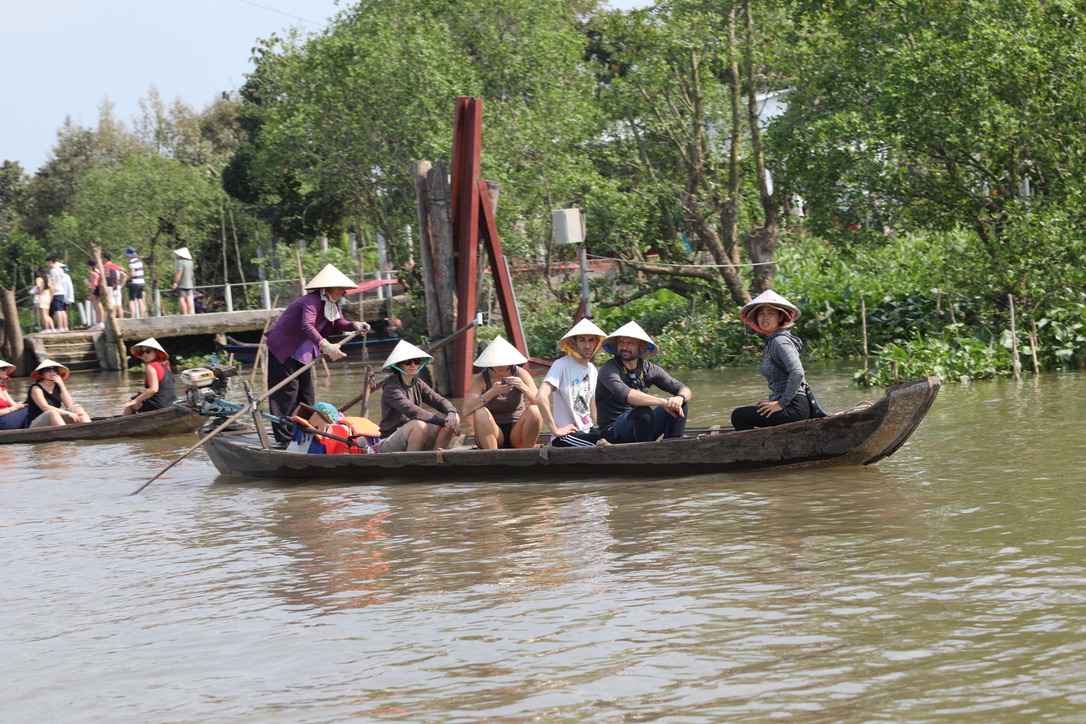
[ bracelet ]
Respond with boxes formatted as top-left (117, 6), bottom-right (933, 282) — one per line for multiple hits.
top-left (478, 396), bottom-right (487, 405)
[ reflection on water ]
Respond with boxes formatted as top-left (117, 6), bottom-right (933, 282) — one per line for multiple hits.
top-left (1, 368), bottom-right (1085, 721)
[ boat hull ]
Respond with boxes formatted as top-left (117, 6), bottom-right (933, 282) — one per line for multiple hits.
top-left (202, 377), bottom-right (941, 482)
top-left (0, 405), bottom-right (204, 445)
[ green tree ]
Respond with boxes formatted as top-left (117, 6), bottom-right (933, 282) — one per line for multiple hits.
top-left (225, 0), bottom-right (607, 294)
top-left (20, 105), bottom-right (141, 242)
top-left (51, 152), bottom-right (226, 292)
top-left (583, 0), bottom-right (802, 311)
top-left (771, 0), bottom-right (1086, 311)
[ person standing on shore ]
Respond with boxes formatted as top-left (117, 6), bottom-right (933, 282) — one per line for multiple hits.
top-left (46, 256), bottom-right (69, 332)
top-left (124, 246), bottom-right (146, 318)
top-left (32, 267), bottom-right (56, 333)
top-left (171, 247), bottom-right (196, 315)
top-left (102, 253), bottom-right (127, 317)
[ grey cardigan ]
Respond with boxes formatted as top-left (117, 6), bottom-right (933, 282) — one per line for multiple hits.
top-left (761, 329), bottom-right (807, 408)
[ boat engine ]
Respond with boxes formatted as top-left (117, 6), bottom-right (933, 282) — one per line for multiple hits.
top-left (181, 364), bottom-right (240, 410)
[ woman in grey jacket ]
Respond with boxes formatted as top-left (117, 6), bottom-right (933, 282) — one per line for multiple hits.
top-left (730, 291), bottom-right (811, 430)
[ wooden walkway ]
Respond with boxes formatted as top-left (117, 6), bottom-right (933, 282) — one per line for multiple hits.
top-left (25, 309), bottom-right (284, 372)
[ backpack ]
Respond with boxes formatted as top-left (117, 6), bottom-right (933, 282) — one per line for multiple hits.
top-left (105, 265), bottom-right (119, 288)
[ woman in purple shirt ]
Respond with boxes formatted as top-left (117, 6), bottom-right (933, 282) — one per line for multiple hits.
top-left (264, 264), bottom-right (369, 443)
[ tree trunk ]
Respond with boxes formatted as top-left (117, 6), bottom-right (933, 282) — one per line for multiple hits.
top-left (94, 247), bottom-right (127, 371)
top-left (743, 0), bottom-right (780, 295)
top-left (0, 287), bottom-right (24, 371)
top-left (416, 160), bottom-right (457, 396)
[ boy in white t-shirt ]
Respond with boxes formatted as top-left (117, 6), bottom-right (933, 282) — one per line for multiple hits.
top-left (536, 318), bottom-right (607, 447)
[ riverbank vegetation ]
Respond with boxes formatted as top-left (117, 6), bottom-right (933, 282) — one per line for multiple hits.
top-left (2, 0), bottom-right (1085, 384)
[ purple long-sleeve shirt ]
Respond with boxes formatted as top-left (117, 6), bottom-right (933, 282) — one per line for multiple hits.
top-left (264, 291), bottom-right (354, 364)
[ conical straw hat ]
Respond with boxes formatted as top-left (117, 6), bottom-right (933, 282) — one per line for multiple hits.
top-left (383, 339), bottom-right (432, 369)
top-left (558, 318), bottom-right (606, 357)
top-left (305, 264), bottom-right (355, 290)
top-left (739, 290), bottom-right (801, 330)
top-left (33, 359), bottom-right (70, 379)
top-left (473, 336), bottom-right (528, 368)
top-left (0, 358), bottom-right (13, 373)
top-left (131, 337), bottom-right (169, 360)
top-left (601, 321), bottom-right (657, 357)
top-left (173, 247), bottom-right (192, 260)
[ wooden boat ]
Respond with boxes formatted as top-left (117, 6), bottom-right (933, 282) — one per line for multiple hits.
top-left (201, 377), bottom-right (941, 481)
top-left (0, 404), bottom-right (204, 445)
top-left (217, 334), bottom-right (400, 365)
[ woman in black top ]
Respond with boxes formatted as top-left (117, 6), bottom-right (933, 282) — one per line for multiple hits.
top-left (122, 338), bottom-right (177, 415)
top-left (25, 360), bottom-right (91, 428)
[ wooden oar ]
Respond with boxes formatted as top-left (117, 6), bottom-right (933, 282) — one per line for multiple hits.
top-left (129, 330), bottom-right (362, 496)
top-left (337, 312), bottom-right (484, 415)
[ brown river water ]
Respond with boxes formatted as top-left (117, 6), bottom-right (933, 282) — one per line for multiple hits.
top-left (2, 361), bottom-right (1084, 723)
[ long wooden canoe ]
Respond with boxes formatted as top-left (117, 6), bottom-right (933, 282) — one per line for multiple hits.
top-left (201, 377), bottom-right (941, 481)
top-left (0, 404), bottom-right (204, 445)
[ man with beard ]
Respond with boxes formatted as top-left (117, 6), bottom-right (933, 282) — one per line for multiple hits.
top-left (595, 321), bottom-right (692, 444)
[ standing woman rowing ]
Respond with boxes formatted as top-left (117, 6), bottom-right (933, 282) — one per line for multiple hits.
top-left (263, 264), bottom-right (370, 444)
top-left (731, 291), bottom-right (811, 430)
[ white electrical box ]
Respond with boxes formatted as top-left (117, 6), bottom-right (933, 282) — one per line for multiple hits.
top-left (552, 208), bottom-right (585, 245)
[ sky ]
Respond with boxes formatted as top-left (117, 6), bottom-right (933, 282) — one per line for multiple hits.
top-left (2, 0), bottom-right (644, 176)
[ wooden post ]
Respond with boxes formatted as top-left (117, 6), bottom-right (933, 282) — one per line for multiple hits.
top-left (1008, 293), bottom-right (1020, 380)
top-left (427, 161), bottom-right (457, 395)
top-left (94, 246), bottom-right (126, 372)
top-left (1029, 317), bottom-right (1040, 374)
top-left (451, 97), bottom-right (483, 397)
top-left (0, 288), bottom-right (23, 369)
top-left (861, 297), bottom-right (869, 369)
top-left (478, 178), bottom-right (528, 354)
top-left (294, 243), bottom-right (306, 296)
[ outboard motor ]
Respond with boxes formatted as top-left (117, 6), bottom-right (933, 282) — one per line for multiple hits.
top-left (180, 364), bottom-right (239, 410)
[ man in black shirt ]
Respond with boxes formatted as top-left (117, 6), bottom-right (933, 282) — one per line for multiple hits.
top-left (595, 322), bottom-right (692, 444)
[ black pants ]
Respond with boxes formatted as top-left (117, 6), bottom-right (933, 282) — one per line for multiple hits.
top-left (552, 429), bottom-right (602, 447)
top-left (731, 395), bottom-right (810, 431)
top-left (268, 354), bottom-right (314, 444)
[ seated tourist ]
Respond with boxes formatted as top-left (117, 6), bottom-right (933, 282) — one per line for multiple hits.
top-left (0, 359), bottom-right (29, 430)
top-left (462, 336), bottom-right (542, 449)
top-left (377, 340), bottom-right (460, 452)
top-left (24, 360), bottom-right (92, 428)
top-left (122, 338), bottom-right (177, 415)
top-left (595, 321), bottom-right (691, 444)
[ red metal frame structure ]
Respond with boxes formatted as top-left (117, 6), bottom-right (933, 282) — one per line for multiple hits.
top-left (450, 97), bottom-right (528, 397)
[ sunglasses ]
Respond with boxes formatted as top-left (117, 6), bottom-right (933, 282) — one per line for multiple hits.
top-left (402, 358), bottom-right (425, 366)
